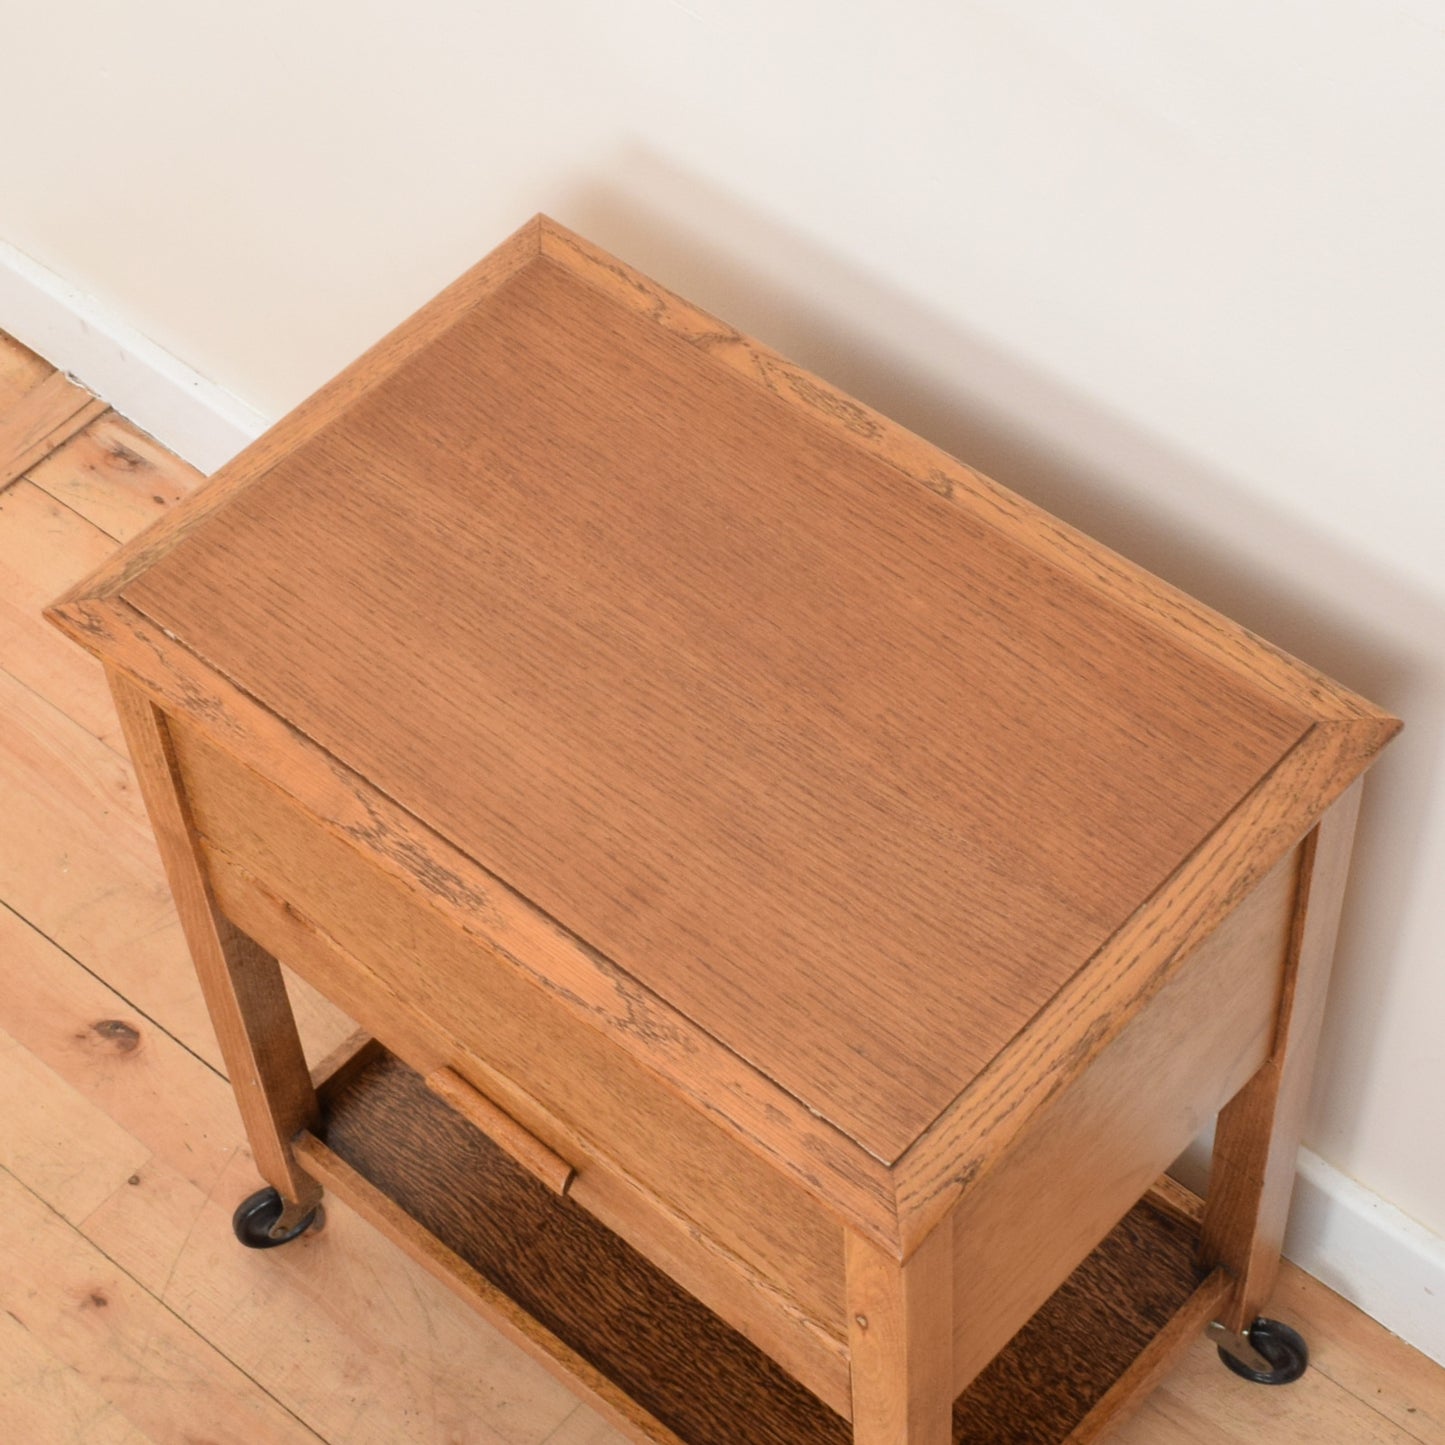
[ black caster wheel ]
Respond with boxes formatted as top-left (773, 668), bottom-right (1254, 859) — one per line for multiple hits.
top-left (232, 1187), bottom-right (319, 1249)
top-left (1217, 1317), bottom-right (1309, 1385)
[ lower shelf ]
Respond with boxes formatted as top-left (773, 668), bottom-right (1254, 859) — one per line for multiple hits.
top-left (298, 1045), bottom-right (1223, 1444)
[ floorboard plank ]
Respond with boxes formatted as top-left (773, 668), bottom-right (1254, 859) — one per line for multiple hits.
top-left (0, 370), bottom-right (107, 490)
top-left (0, 664), bottom-right (355, 1078)
top-left (0, 1310), bottom-right (156, 1445)
top-left (0, 905), bottom-right (353, 1215)
top-left (0, 1021), bottom-right (151, 1223)
top-left (0, 478), bottom-right (125, 751)
top-left (1111, 1328), bottom-right (1425, 1444)
top-left (0, 904), bottom-right (579, 1445)
top-left (84, 1151), bottom-right (582, 1445)
top-left (0, 904), bottom-right (251, 1196)
top-left (1269, 1264), bottom-right (1445, 1445)
top-left (0, 333), bottom-right (56, 419)
top-left (0, 1166), bottom-right (324, 1445)
top-left (0, 664), bottom-right (235, 1075)
top-left (538, 1411), bottom-right (627, 1445)
top-left (26, 413), bottom-right (204, 542)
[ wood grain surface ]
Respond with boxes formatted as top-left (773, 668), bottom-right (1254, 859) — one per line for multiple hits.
top-left (47, 590), bottom-right (901, 1254)
top-left (949, 1204), bottom-right (1206, 1444)
top-left (537, 219), bottom-right (1388, 730)
top-left (947, 844), bottom-right (1297, 1394)
top-left (113, 241), bottom-right (1318, 1163)
top-left (209, 826), bottom-right (854, 1413)
top-left (891, 715), bottom-right (1395, 1252)
top-left (47, 223), bottom-right (1400, 1261)
top-left (1203, 781), bottom-right (1364, 1332)
top-left (106, 673), bottom-right (321, 1208)
top-left (316, 1045), bottom-right (1218, 1445)
top-left (320, 1047), bottom-right (848, 1445)
top-left (166, 709), bottom-right (850, 1337)
top-left (6, 334), bottom-right (1434, 1445)
top-left (0, 368), bottom-right (106, 490)
top-left (847, 1223), bottom-right (954, 1444)
top-left (424, 1066), bottom-right (577, 1196)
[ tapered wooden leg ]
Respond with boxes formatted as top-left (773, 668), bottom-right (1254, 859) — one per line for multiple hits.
top-left (108, 669), bottom-right (321, 1210)
top-left (846, 1222), bottom-right (954, 1444)
top-left (1200, 779), bottom-right (1363, 1335)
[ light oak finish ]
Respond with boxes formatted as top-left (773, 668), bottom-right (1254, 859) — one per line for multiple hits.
top-left (50, 583), bottom-right (902, 1256)
top-left (112, 254), bottom-right (1312, 1164)
top-left (105, 672), bottom-right (321, 1211)
top-left (204, 838), bottom-right (854, 1415)
top-left (165, 713), bottom-right (850, 1346)
top-left (179, 723), bottom-right (855, 1411)
top-left (1145, 1173), bottom-right (1210, 1230)
top-left (846, 1226), bottom-right (954, 1445)
top-left (1202, 778), bottom-right (1364, 1333)
top-left (892, 709), bottom-right (1393, 1254)
top-left (424, 1067), bottom-right (577, 1197)
top-left (536, 223), bottom-right (1385, 727)
top-left (0, 349), bottom-right (1436, 1443)
top-left (34, 209), bottom-right (1402, 1445)
top-left (948, 844), bottom-right (1297, 1394)
top-left (46, 216), bottom-right (1398, 1254)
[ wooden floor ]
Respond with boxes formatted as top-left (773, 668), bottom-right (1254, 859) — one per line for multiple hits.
top-left (0, 332), bottom-right (1440, 1444)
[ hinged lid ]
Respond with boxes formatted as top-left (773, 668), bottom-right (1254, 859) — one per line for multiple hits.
top-left (49, 217), bottom-right (1398, 1240)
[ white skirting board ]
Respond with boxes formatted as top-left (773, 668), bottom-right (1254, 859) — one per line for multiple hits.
top-left (1173, 1132), bottom-right (1445, 1367)
top-left (7, 235), bottom-right (1445, 1370)
top-left (1284, 1149), bottom-right (1445, 1368)
top-left (0, 237), bottom-right (268, 474)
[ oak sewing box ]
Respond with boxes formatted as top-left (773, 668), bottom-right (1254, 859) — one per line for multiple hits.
top-left (49, 215), bottom-right (1400, 1442)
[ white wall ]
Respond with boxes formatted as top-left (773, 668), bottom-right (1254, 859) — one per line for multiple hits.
top-left (5, 0), bottom-right (1443, 1291)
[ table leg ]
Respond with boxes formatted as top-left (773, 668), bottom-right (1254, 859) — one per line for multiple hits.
top-left (108, 669), bottom-right (321, 1213)
top-left (1200, 778), bottom-right (1364, 1341)
top-left (846, 1222), bottom-right (954, 1444)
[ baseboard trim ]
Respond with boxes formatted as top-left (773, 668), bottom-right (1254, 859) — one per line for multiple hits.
top-left (1174, 1134), bottom-right (1445, 1367)
top-left (0, 238), bottom-right (268, 473)
top-left (1284, 1148), bottom-right (1445, 1368)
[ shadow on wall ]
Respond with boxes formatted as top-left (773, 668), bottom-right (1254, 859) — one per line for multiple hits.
top-left (553, 151), bottom-right (1443, 1180)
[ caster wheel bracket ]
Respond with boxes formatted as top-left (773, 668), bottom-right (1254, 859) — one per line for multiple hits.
top-left (1211, 1317), bottom-right (1309, 1385)
top-left (233, 1186), bottom-right (320, 1250)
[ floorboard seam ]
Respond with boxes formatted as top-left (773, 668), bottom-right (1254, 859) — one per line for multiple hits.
top-left (25, 465), bottom-right (130, 545)
top-left (0, 1160), bottom-right (329, 1444)
top-left (0, 654), bottom-right (129, 759)
top-left (0, 898), bottom-right (226, 1084)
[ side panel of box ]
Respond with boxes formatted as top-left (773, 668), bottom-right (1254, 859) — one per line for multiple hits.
top-left (166, 716), bottom-right (851, 1413)
top-left (949, 845), bottom-right (1299, 1392)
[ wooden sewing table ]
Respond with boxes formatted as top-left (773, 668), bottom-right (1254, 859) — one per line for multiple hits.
top-left (49, 216), bottom-right (1399, 1442)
